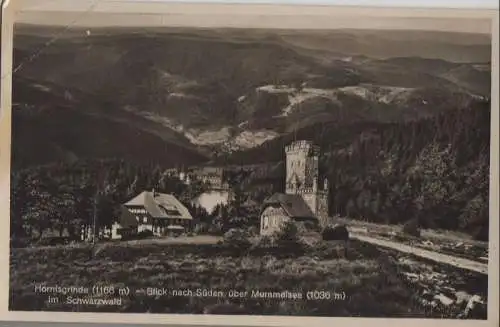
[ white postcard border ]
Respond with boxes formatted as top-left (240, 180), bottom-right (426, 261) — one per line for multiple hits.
top-left (1, 1), bottom-right (498, 326)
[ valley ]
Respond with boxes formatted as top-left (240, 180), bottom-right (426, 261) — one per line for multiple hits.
top-left (12, 26), bottom-right (491, 165)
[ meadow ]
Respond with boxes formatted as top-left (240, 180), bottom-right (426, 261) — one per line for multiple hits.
top-left (8, 238), bottom-right (487, 318)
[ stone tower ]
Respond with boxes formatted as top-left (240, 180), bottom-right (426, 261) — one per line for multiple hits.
top-left (285, 140), bottom-right (329, 226)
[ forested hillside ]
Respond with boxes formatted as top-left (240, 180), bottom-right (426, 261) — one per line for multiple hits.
top-left (235, 103), bottom-right (491, 240)
top-left (323, 104), bottom-right (490, 240)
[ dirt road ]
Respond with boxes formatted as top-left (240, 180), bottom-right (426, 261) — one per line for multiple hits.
top-left (352, 233), bottom-right (488, 275)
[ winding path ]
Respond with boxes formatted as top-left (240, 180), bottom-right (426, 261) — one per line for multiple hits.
top-left (351, 234), bottom-right (488, 275)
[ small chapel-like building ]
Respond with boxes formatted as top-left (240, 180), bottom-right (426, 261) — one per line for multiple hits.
top-left (260, 140), bottom-right (330, 236)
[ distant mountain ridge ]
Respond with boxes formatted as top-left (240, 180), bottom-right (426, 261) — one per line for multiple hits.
top-left (11, 26), bottom-right (492, 167)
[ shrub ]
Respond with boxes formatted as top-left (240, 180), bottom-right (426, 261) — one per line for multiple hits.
top-left (295, 222), bottom-right (310, 234)
top-left (322, 224), bottom-right (349, 241)
top-left (271, 221), bottom-right (306, 251)
top-left (208, 225), bottom-right (223, 236)
top-left (253, 235), bottom-right (274, 248)
top-left (303, 220), bottom-right (320, 232)
top-left (312, 241), bottom-right (349, 259)
top-left (223, 228), bottom-right (251, 249)
top-left (402, 219), bottom-right (421, 237)
top-left (247, 226), bottom-right (260, 236)
top-left (274, 221), bottom-right (299, 242)
top-left (137, 229), bottom-right (154, 239)
top-left (295, 222), bottom-right (306, 234)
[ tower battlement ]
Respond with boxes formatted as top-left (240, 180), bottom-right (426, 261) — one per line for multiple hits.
top-left (293, 188), bottom-right (328, 195)
top-left (285, 140), bottom-right (319, 155)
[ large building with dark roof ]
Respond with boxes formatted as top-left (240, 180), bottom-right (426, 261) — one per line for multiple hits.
top-left (118, 189), bottom-right (193, 237)
top-left (260, 140), bottom-right (329, 236)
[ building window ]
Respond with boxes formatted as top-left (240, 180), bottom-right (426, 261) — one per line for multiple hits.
top-left (143, 217), bottom-right (147, 224)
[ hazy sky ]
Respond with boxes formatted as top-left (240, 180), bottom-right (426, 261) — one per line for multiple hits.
top-left (12, 0), bottom-right (493, 34)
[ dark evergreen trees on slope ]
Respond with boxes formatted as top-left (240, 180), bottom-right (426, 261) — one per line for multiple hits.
top-left (323, 103), bottom-right (490, 240)
top-left (9, 159), bottom-right (208, 241)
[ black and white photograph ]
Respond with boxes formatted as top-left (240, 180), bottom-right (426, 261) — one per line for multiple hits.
top-left (2, 0), bottom-right (497, 323)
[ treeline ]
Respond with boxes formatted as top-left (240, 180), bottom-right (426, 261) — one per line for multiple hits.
top-left (10, 159), bottom-right (263, 242)
top-left (323, 104), bottom-right (490, 240)
top-left (10, 160), bottom-right (210, 241)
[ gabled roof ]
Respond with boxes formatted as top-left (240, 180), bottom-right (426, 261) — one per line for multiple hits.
top-left (124, 191), bottom-right (193, 220)
top-left (119, 205), bottom-right (139, 227)
top-left (262, 193), bottom-right (316, 219)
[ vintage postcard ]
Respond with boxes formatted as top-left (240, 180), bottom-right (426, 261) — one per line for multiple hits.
top-left (1, 0), bottom-right (498, 326)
